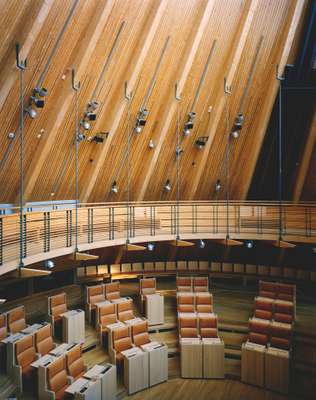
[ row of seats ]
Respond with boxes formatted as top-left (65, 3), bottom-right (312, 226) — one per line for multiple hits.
top-left (248, 318), bottom-right (292, 350)
top-left (177, 292), bottom-right (213, 313)
top-left (255, 296), bottom-right (294, 324)
top-left (259, 281), bottom-right (296, 302)
top-left (176, 276), bottom-right (209, 292)
top-left (178, 314), bottom-right (218, 339)
top-left (0, 306), bottom-right (26, 335)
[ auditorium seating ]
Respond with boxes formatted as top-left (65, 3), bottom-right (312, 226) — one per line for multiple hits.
top-left (196, 293), bottom-right (213, 313)
top-left (117, 299), bottom-right (135, 322)
top-left (14, 335), bottom-right (37, 392)
top-left (270, 322), bottom-right (292, 350)
top-left (139, 278), bottom-right (156, 307)
top-left (199, 314), bottom-right (218, 338)
top-left (177, 293), bottom-right (195, 313)
top-left (176, 276), bottom-right (192, 292)
top-left (254, 297), bottom-right (274, 320)
top-left (47, 356), bottom-right (71, 400)
top-left (98, 302), bottom-right (118, 342)
top-left (112, 326), bottom-right (134, 364)
top-left (48, 293), bottom-right (67, 337)
top-left (248, 318), bottom-right (270, 346)
top-left (105, 282), bottom-right (121, 300)
top-left (85, 284), bottom-right (106, 324)
top-left (178, 315), bottom-right (199, 338)
top-left (193, 276), bottom-right (208, 292)
top-left (7, 306), bottom-right (27, 334)
top-left (66, 343), bottom-right (86, 380)
top-left (35, 323), bottom-right (55, 356)
top-left (0, 313), bottom-right (7, 371)
top-left (131, 320), bottom-right (151, 346)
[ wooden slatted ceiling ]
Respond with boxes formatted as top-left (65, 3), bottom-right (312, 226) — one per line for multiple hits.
top-left (0, 0), bottom-right (307, 204)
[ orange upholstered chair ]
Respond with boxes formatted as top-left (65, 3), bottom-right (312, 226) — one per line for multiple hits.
top-left (48, 293), bottom-right (67, 337)
top-left (132, 320), bottom-right (151, 346)
top-left (199, 314), bottom-right (218, 338)
top-left (254, 297), bottom-right (274, 320)
top-left (47, 356), bottom-right (71, 400)
top-left (177, 293), bottom-right (195, 313)
top-left (259, 280), bottom-right (278, 299)
top-left (274, 300), bottom-right (294, 324)
top-left (15, 335), bottom-right (37, 392)
top-left (7, 306), bottom-right (27, 334)
top-left (193, 276), bottom-right (208, 292)
top-left (98, 303), bottom-right (118, 345)
top-left (112, 326), bottom-right (134, 364)
top-left (140, 278), bottom-right (156, 299)
top-left (35, 323), bottom-right (55, 356)
top-left (248, 318), bottom-right (270, 346)
top-left (105, 282), bottom-right (120, 301)
top-left (277, 283), bottom-right (296, 302)
top-left (196, 293), bottom-right (213, 313)
top-left (86, 284), bottom-right (106, 324)
top-left (0, 314), bottom-right (7, 371)
top-left (66, 344), bottom-right (86, 381)
top-left (117, 299), bottom-right (135, 322)
top-left (270, 322), bottom-right (292, 350)
top-left (176, 276), bottom-right (192, 292)
top-left (179, 315), bottom-right (199, 338)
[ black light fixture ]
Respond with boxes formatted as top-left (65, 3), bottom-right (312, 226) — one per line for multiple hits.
top-left (245, 240), bottom-right (254, 249)
top-left (34, 87), bottom-right (48, 97)
top-left (175, 146), bottom-right (183, 158)
top-left (195, 136), bottom-right (208, 149)
top-left (135, 108), bottom-right (149, 134)
top-left (231, 112), bottom-right (244, 139)
top-left (199, 239), bottom-right (205, 249)
top-left (215, 179), bottom-right (221, 192)
top-left (183, 111), bottom-right (196, 136)
top-left (30, 96), bottom-right (45, 108)
top-left (85, 111), bottom-right (97, 121)
top-left (80, 120), bottom-right (91, 130)
top-left (111, 181), bottom-right (118, 194)
top-left (164, 179), bottom-right (171, 192)
top-left (147, 242), bottom-right (155, 251)
top-left (87, 132), bottom-right (109, 144)
top-left (24, 106), bottom-right (37, 119)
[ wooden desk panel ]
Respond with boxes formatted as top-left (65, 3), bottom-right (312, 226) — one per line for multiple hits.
top-left (180, 338), bottom-right (203, 378)
top-left (265, 347), bottom-right (290, 394)
top-left (141, 342), bottom-right (168, 386)
top-left (145, 294), bottom-right (164, 326)
top-left (241, 342), bottom-right (266, 387)
top-left (202, 338), bottom-right (225, 379)
top-left (122, 347), bottom-right (149, 395)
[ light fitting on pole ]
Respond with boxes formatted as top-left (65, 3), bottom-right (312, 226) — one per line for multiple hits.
top-left (85, 112), bottom-right (97, 121)
top-left (215, 179), bottom-right (221, 192)
top-left (199, 239), bottom-right (205, 249)
top-left (148, 139), bottom-right (154, 149)
top-left (195, 136), bottom-right (208, 149)
top-left (34, 87), bottom-right (48, 97)
top-left (8, 132), bottom-right (15, 140)
top-left (44, 260), bottom-right (55, 269)
top-left (231, 112), bottom-right (244, 139)
top-left (111, 181), bottom-right (118, 194)
top-left (164, 179), bottom-right (171, 192)
top-left (80, 120), bottom-right (91, 130)
top-left (183, 111), bottom-right (196, 136)
top-left (245, 240), bottom-right (253, 249)
top-left (147, 242), bottom-right (155, 251)
top-left (30, 96), bottom-right (44, 108)
top-left (135, 108), bottom-right (149, 134)
top-left (175, 146), bottom-right (183, 159)
top-left (24, 106), bottom-right (37, 119)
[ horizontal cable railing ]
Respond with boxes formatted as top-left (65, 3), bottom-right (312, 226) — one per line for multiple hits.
top-left (0, 201), bottom-right (315, 269)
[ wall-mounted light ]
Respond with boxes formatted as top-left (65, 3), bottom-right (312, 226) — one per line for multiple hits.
top-left (245, 240), bottom-right (253, 249)
top-left (164, 179), bottom-right (171, 192)
top-left (24, 106), bottom-right (37, 119)
top-left (147, 242), bottom-right (155, 251)
top-left (199, 239), bottom-right (205, 249)
top-left (195, 136), bottom-right (208, 149)
top-left (215, 179), bottom-right (221, 192)
top-left (148, 139), bottom-right (154, 149)
top-left (111, 181), bottom-right (118, 194)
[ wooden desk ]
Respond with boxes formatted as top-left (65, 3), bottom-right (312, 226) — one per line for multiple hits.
top-left (66, 377), bottom-right (101, 400)
top-left (121, 347), bottom-right (149, 395)
top-left (84, 364), bottom-right (116, 400)
top-left (202, 338), bottom-right (225, 379)
top-left (180, 338), bottom-right (203, 378)
top-left (241, 341), bottom-right (266, 387)
top-left (141, 341), bottom-right (168, 387)
top-left (61, 309), bottom-right (85, 344)
top-left (145, 294), bottom-right (164, 326)
top-left (265, 347), bottom-right (290, 394)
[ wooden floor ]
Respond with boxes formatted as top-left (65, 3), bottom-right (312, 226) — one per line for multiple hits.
top-left (2, 278), bottom-right (316, 399)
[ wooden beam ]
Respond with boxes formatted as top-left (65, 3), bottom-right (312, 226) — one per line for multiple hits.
top-left (137, 0), bottom-right (217, 200)
top-left (213, 238), bottom-right (244, 247)
top-left (269, 240), bottom-right (296, 249)
top-left (69, 252), bottom-right (99, 261)
top-left (9, 268), bottom-right (52, 278)
top-left (126, 243), bottom-right (146, 251)
top-left (189, 0), bottom-right (259, 198)
top-left (293, 111), bottom-right (316, 202)
top-left (22, 0), bottom-right (115, 202)
top-left (170, 239), bottom-right (194, 247)
top-left (81, 0), bottom-right (169, 203)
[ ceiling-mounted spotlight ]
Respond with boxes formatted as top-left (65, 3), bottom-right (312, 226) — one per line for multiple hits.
top-left (135, 108), bottom-right (149, 134)
top-left (199, 239), bottom-right (205, 249)
top-left (87, 132), bottom-right (108, 143)
top-left (164, 179), bottom-right (171, 192)
top-left (8, 132), bottom-right (15, 140)
top-left (87, 100), bottom-right (100, 111)
top-left (44, 260), bottom-right (55, 269)
top-left (147, 242), bottom-right (155, 251)
top-left (148, 139), bottom-right (154, 149)
top-left (34, 87), bottom-right (48, 97)
top-left (175, 146), bottom-right (183, 158)
top-left (215, 179), bottom-right (221, 192)
top-left (77, 132), bottom-right (86, 142)
top-left (85, 112), bottom-right (97, 121)
top-left (231, 129), bottom-right (240, 139)
top-left (24, 106), bottom-right (37, 119)
top-left (235, 112), bottom-right (244, 129)
top-left (30, 96), bottom-right (44, 108)
top-left (183, 111), bottom-right (196, 136)
top-left (245, 240), bottom-right (253, 249)
top-left (111, 181), bottom-right (118, 194)
top-left (135, 125), bottom-right (142, 134)
top-left (80, 120), bottom-right (91, 130)
top-left (195, 136), bottom-right (208, 149)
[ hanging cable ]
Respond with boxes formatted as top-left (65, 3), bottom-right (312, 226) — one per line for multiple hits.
top-left (224, 91), bottom-right (230, 240)
top-left (126, 90), bottom-right (132, 244)
top-left (278, 81), bottom-right (283, 241)
top-left (176, 100), bottom-right (180, 240)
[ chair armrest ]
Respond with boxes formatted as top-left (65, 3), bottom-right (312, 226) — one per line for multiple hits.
top-left (67, 376), bottom-right (74, 384)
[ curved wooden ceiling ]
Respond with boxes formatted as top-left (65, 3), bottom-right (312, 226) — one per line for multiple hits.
top-left (0, 0), bottom-right (308, 204)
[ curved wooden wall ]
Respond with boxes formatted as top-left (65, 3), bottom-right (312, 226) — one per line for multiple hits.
top-left (0, 0), bottom-right (307, 204)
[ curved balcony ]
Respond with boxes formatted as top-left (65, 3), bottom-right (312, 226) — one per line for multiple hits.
top-left (1, 201), bottom-right (316, 274)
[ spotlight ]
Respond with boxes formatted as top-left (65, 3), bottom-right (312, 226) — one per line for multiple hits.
top-left (8, 132), bottom-right (15, 139)
top-left (87, 100), bottom-right (100, 111)
top-left (195, 136), bottom-right (208, 149)
top-left (44, 260), bottom-right (55, 269)
top-left (24, 106), bottom-right (37, 119)
top-left (199, 239), bottom-right (205, 249)
top-left (85, 112), bottom-right (97, 121)
top-left (183, 112), bottom-right (196, 136)
top-left (164, 180), bottom-right (171, 192)
top-left (234, 112), bottom-right (244, 129)
top-left (80, 120), bottom-right (91, 130)
top-left (77, 132), bottom-right (86, 142)
top-left (135, 108), bottom-right (149, 133)
top-left (30, 96), bottom-right (44, 108)
top-left (183, 128), bottom-right (191, 136)
top-left (245, 240), bottom-right (253, 249)
top-left (147, 242), bottom-right (155, 251)
top-left (176, 146), bottom-right (183, 158)
top-left (34, 87), bottom-right (48, 97)
top-left (90, 136), bottom-right (104, 143)
top-left (215, 179), bottom-right (221, 192)
top-left (111, 181), bottom-right (118, 194)
top-left (135, 125), bottom-right (142, 134)
top-left (148, 139), bottom-right (154, 149)
top-left (231, 130), bottom-right (240, 139)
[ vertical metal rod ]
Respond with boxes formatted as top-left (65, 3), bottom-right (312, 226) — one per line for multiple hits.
top-left (72, 69), bottom-right (80, 252)
top-left (225, 93), bottom-right (230, 240)
top-left (126, 93), bottom-right (132, 243)
top-left (19, 65), bottom-right (24, 267)
top-left (278, 83), bottom-right (283, 240)
top-left (176, 102), bottom-right (180, 239)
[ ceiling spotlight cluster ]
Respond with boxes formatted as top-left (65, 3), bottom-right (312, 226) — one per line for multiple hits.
top-left (215, 179), bottom-right (221, 193)
top-left (111, 181), bottom-right (118, 194)
top-left (164, 179), bottom-right (171, 192)
top-left (245, 240), bottom-right (254, 249)
top-left (147, 242), bottom-right (155, 251)
top-left (231, 112), bottom-right (244, 139)
top-left (135, 108), bottom-right (149, 134)
top-left (183, 111), bottom-right (196, 136)
top-left (80, 101), bottom-right (99, 131)
top-left (24, 87), bottom-right (48, 119)
top-left (195, 136), bottom-right (208, 149)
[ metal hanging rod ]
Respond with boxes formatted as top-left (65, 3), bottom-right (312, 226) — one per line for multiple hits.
top-left (72, 69), bottom-right (80, 252)
top-left (140, 36), bottom-right (170, 111)
top-left (36, 0), bottom-right (79, 89)
top-left (239, 35), bottom-right (264, 113)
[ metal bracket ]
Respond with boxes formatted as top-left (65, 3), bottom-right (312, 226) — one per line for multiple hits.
top-left (224, 77), bottom-right (232, 94)
top-left (71, 68), bottom-right (80, 91)
top-left (16, 43), bottom-right (27, 70)
top-left (124, 81), bottom-right (132, 101)
top-left (175, 83), bottom-right (182, 101)
top-left (276, 64), bottom-right (285, 81)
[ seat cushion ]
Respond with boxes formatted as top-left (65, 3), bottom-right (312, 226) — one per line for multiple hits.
top-left (178, 304), bottom-right (195, 313)
top-left (255, 298), bottom-right (274, 311)
top-left (51, 304), bottom-right (67, 317)
top-left (277, 293), bottom-right (293, 302)
top-left (180, 328), bottom-right (198, 338)
top-left (37, 337), bottom-right (54, 355)
top-left (194, 286), bottom-right (208, 292)
top-left (274, 313), bottom-right (293, 324)
top-left (142, 288), bottom-right (156, 295)
top-left (274, 301), bottom-right (294, 315)
top-left (249, 319), bottom-right (270, 335)
top-left (254, 309), bottom-right (273, 320)
top-left (133, 333), bottom-right (150, 346)
top-left (114, 337), bottom-right (133, 353)
top-left (199, 315), bottom-right (217, 328)
top-left (177, 286), bottom-right (192, 292)
top-left (196, 305), bottom-right (213, 313)
top-left (179, 317), bottom-right (197, 328)
top-left (55, 385), bottom-right (69, 400)
top-left (49, 370), bottom-right (68, 395)
top-left (10, 319), bottom-right (26, 334)
top-left (90, 294), bottom-right (106, 306)
top-left (132, 321), bottom-right (148, 336)
top-left (100, 314), bottom-right (117, 328)
top-left (118, 310), bottom-right (134, 322)
top-left (270, 336), bottom-right (290, 350)
top-left (271, 325), bottom-right (291, 339)
top-left (68, 358), bottom-right (85, 380)
top-left (259, 290), bottom-right (276, 299)
top-left (200, 328), bottom-right (218, 338)
top-left (248, 332), bottom-right (268, 345)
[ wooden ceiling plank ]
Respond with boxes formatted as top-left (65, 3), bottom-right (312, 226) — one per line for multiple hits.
top-left (81, 0), bottom-right (169, 203)
top-left (188, 0), bottom-right (260, 199)
top-left (293, 111), bottom-right (316, 202)
top-left (137, 0), bottom-right (217, 201)
top-left (21, 0), bottom-right (116, 202)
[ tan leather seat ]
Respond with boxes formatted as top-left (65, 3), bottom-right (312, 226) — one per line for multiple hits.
top-left (132, 321), bottom-right (151, 346)
top-left (49, 293), bottom-right (67, 322)
top-left (140, 278), bottom-right (156, 297)
top-left (258, 280), bottom-right (277, 299)
top-left (117, 299), bottom-right (135, 322)
top-left (193, 277), bottom-right (208, 292)
top-left (254, 296), bottom-right (274, 321)
top-left (179, 316), bottom-right (199, 338)
top-left (196, 293), bottom-right (213, 313)
top-left (199, 314), bottom-right (218, 338)
top-left (176, 277), bottom-right (192, 292)
top-left (177, 294), bottom-right (195, 313)
top-left (277, 283), bottom-right (296, 302)
top-left (7, 306), bottom-right (26, 333)
top-left (15, 335), bottom-right (37, 382)
top-left (47, 356), bottom-right (69, 400)
top-left (113, 326), bottom-right (134, 363)
top-left (87, 284), bottom-right (106, 309)
top-left (105, 282), bottom-right (120, 301)
top-left (66, 344), bottom-right (85, 380)
top-left (248, 318), bottom-right (270, 345)
top-left (35, 324), bottom-right (54, 356)
top-left (270, 323), bottom-right (292, 350)
top-left (99, 303), bottom-right (117, 331)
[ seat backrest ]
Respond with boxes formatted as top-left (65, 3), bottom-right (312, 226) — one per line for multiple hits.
top-left (7, 306), bottom-right (26, 333)
top-left (99, 303), bottom-right (117, 327)
top-left (15, 335), bottom-right (36, 368)
top-left (179, 316), bottom-right (197, 329)
top-left (140, 278), bottom-right (156, 296)
top-left (117, 299), bottom-right (133, 313)
top-left (117, 300), bottom-right (134, 321)
top-left (66, 344), bottom-right (85, 379)
top-left (177, 294), bottom-right (194, 305)
top-left (176, 277), bottom-right (192, 291)
top-left (87, 285), bottom-right (105, 305)
top-left (0, 314), bottom-right (7, 340)
top-left (48, 356), bottom-right (68, 394)
top-left (131, 320), bottom-right (148, 337)
top-left (274, 300), bottom-right (294, 315)
top-left (270, 323), bottom-right (292, 339)
top-left (105, 282), bottom-right (120, 300)
top-left (249, 318), bottom-right (270, 335)
top-left (255, 297), bottom-right (274, 311)
top-left (193, 277), bottom-right (208, 292)
top-left (199, 314), bottom-right (217, 329)
top-left (49, 293), bottom-right (67, 317)
top-left (35, 324), bottom-right (54, 355)
top-left (113, 327), bottom-right (132, 353)
top-left (132, 321), bottom-right (150, 345)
